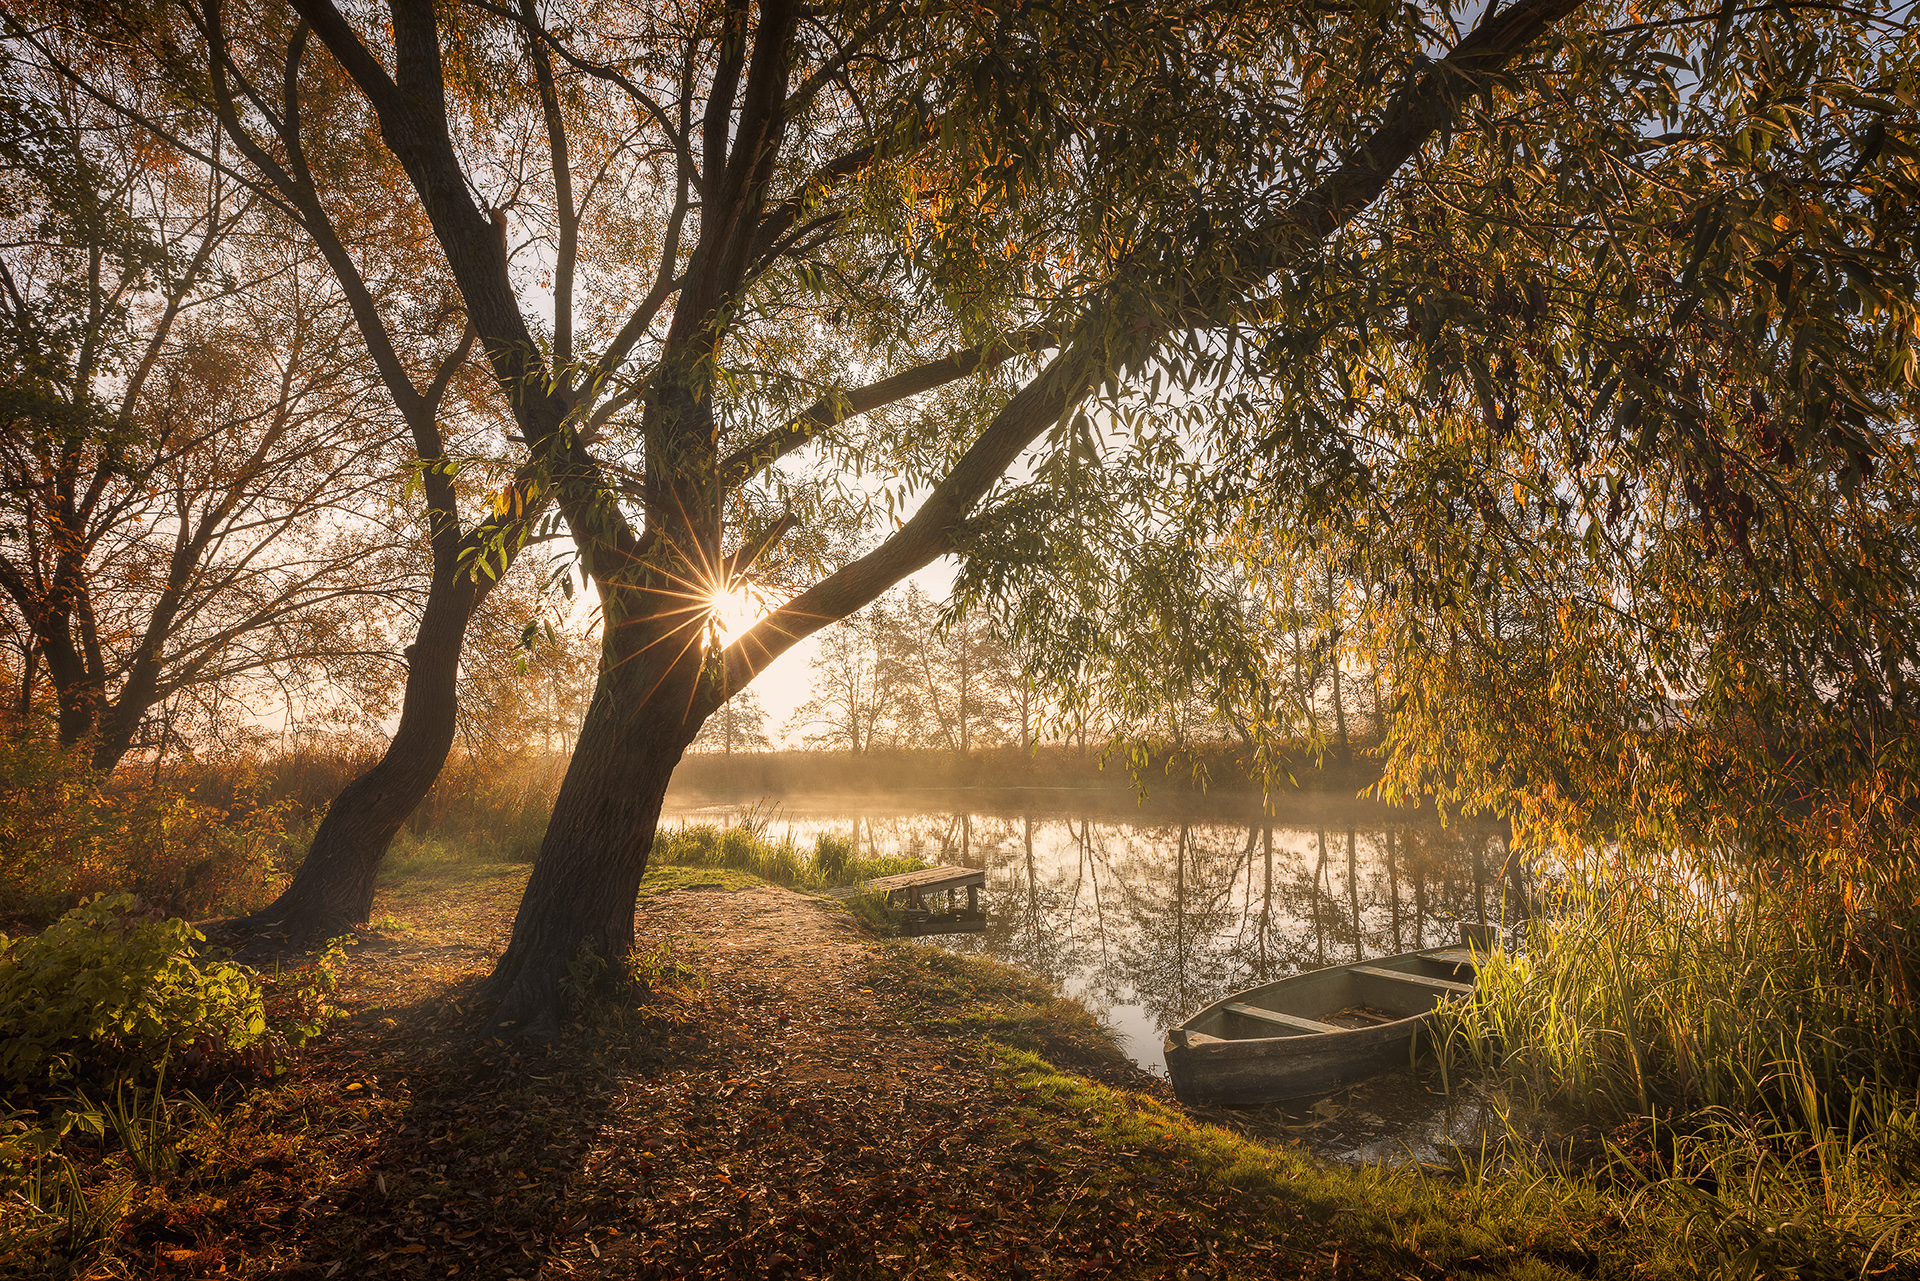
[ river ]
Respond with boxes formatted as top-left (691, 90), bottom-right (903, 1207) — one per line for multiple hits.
top-left (659, 792), bottom-right (1528, 1074)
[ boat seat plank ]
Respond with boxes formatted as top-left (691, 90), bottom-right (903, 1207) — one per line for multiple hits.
top-left (1350, 965), bottom-right (1474, 996)
top-left (1223, 1003), bottom-right (1339, 1034)
top-left (1420, 947), bottom-right (1483, 968)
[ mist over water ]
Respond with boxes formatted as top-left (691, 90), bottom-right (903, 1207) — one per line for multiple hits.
top-left (660, 793), bottom-right (1526, 1073)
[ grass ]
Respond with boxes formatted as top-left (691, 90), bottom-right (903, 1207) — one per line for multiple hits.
top-left (868, 946), bottom-right (1136, 1083)
top-left (1437, 845), bottom-right (1920, 1275)
top-left (361, 822), bottom-right (892, 940)
top-left (983, 1049), bottom-right (1612, 1280)
top-left (632, 864), bottom-right (768, 900)
top-left (889, 940), bottom-right (1920, 1280)
top-left (875, 943), bottom-right (1632, 1279)
top-left (650, 820), bottom-right (923, 890)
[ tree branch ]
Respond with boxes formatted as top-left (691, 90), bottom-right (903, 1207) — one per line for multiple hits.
top-left (711, 0), bottom-right (1591, 711)
top-left (712, 346), bottom-right (1092, 711)
top-left (718, 325), bottom-right (1055, 488)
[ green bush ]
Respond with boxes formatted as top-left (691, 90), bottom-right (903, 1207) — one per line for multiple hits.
top-left (0, 739), bottom-right (107, 912)
top-left (0, 895), bottom-right (292, 1094)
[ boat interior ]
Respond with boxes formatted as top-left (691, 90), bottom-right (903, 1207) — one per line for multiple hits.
top-left (1185, 948), bottom-right (1479, 1042)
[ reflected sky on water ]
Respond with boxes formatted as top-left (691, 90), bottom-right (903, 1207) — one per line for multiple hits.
top-left (662, 793), bottom-right (1528, 1075)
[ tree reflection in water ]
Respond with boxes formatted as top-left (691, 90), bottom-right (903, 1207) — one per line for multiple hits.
top-left (664, 803), bottom-right (1523, 1071)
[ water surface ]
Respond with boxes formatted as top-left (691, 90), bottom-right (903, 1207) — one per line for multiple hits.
top-left (661, 792), bottom-right (1527, 1074)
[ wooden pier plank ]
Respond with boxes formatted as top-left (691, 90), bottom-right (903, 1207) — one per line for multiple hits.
top-left (860, 864), bottom-right (985, 894)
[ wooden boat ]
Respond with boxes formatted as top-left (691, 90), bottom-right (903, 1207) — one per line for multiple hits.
top-left (1162, 938), bottom-right (1487, 1106)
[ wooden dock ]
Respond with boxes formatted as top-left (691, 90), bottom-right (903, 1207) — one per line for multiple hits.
top-left (860, 865), bottom-right (986, 936)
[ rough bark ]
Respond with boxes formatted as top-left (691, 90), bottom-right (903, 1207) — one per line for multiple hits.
top-left (233, 569), bottom-right (480, 944)
top-left (478, 606), bottom-right (704, 1036)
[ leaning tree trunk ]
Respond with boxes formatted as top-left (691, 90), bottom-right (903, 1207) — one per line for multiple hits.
top-left (234, 573), bottom-right (479, 944)
top-left (478, 631), bottom-right (702, 1037)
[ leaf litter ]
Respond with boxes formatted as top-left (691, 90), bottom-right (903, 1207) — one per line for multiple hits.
top-left (53, 867), bottom-right (1607, 1280)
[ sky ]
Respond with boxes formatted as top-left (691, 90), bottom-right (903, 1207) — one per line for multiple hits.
top-left (696, 559), bottom-right (958, 747)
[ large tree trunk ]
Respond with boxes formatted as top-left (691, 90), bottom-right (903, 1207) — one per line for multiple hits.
top-left (479, 617), bottom-right (702, 1037)
top-left (233, 571), bottom-right (479, 944)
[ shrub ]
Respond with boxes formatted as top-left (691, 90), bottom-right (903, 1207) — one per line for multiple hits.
top-left (0, 738), bottom-right (305, 923)
top-left (0, 739), bottom-right (106, 913)
top-left (0, 894), bottom-right (329, 1095)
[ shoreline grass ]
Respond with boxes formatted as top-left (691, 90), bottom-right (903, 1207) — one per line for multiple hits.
top-left (650, 819), bottom-right (924, 891)
top-left (1439, 846), bottom-right (1920, 1274)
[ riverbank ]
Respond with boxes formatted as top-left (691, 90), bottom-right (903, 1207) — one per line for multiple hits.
top-left (1, 856), bottom-right (1885, 1279)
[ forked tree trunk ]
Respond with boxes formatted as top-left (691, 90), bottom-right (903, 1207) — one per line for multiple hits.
top-left (234, 572), bottom-right (479, 944)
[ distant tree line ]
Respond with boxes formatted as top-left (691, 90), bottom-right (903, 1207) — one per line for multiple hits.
top-left (763, 572), bottom-right (1391, 764)
top-left (778, 584), bottom-right (1027, 756)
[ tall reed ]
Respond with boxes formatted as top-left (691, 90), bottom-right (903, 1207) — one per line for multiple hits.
top-left (1443, 845), bottom-right (1920, 1270)
top-left (651, 821), bottom-right (922, 890)
top-left (1453, 846), bottom-right (1920, 1133)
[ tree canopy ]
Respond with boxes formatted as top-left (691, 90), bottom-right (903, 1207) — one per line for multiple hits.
top-left (968, 0), bottom-right (1920, 911)
top-left (0, 56), bottom-right (419, 769)
top-left (14, 0), bottom-right (1918, 1024)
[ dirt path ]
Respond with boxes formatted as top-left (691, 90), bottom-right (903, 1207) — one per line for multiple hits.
top-left (122, 875), bottom-right (1472, 1280)
top-left (628, 884), bottom-right (964, 1088)
top-left (569, 885), bottom-right (1094, 1278)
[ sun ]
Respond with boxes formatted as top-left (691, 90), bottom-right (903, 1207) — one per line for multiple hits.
top-left (707, 584), bottom-right (770, 639)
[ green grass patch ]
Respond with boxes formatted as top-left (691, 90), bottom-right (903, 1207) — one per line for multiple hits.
top-left (376, 836), bottom-right (529, 889)
top-left (839, 892), bottom-right (897, 935)
top-left (877, 938), bottom-right (1920, 1278)
top-left (987, 1047), bottom-right (1627, 1280)
top-left (652, 823), bottom-right (921, 891)
top-left (373, 821), bottom-right (911, 909)
top-left (634, 864), bottom-right (766, 901)
top-left (873, 945), bottom-right (1615, 1278)
top-left (869, 944), bottom-right (1133, 1083)
top-left (371, 859), bottom-right (528, 929)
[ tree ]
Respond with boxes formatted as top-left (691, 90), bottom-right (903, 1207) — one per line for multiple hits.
top-left (0, 64), bottom-right (416, 772)
top-left (1254, 9), bottom-right (1920, 901)
top-left (689, 686), bottom-right (768, 755)
top-left (785, 605), bottom-right (898, 755)
top-left (882, 583), bottom-right (1017, 755)
top-left (183, 26), bottom-right (560, 944)
top-left (72, 0), bottom-right (1691, 1032)
top-left (970, 1), bottom-right (1920, 921)
top-left (4, 18), bottom-right (577, 940)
